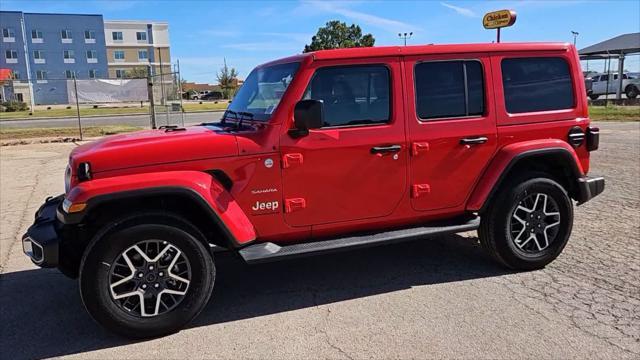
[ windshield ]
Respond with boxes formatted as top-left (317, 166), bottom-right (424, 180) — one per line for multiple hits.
top-left (226, 62), bottom-right (300, 121)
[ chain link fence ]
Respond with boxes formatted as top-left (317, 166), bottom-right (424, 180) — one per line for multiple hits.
top-left (0, 63), bottom-right (206, 140)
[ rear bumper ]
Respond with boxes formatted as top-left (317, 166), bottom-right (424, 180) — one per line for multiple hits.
top-left (576, 176), bottom-right (605, 204)
top-left (22, 195), bottom-right (64, 267)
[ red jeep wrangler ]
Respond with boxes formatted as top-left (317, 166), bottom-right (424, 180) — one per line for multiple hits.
top-left (23, 42), bottom-right (604, 338)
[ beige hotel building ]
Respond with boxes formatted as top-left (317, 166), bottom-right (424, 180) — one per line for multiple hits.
top-left (104, 20), bottom-right (171, 79)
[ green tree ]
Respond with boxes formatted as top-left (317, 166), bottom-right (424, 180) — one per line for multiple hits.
top-left (124, 66), bottom-right (149, 79)
top-left (216, 59), bottom-right (239, 99)
top-left (304, 20), bottom-right (375, 53)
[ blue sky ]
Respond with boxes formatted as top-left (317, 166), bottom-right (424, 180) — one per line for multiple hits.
top-left (4, 0), bottom-right (640, 83)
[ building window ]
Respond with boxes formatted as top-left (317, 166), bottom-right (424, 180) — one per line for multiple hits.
top-left (88, 69), bottom-right (98, 79)
top-left (112, 31), bottom-right (123, 41)
top-left (2, 28), bottom-right (16, 40)
top-left (415, 60), bottom-right (485, 120)
top-left (65, 70), bottom-right (76, 79)
top-left (64, 50), bottom-right (75, 63)
top-left (5, 50), bottom-right (18, 59)
top-left (136, 31), bottom-right (147, 41)
top-left (61, 29), bottom-right (73, 41)
top-left (87, 50), bottom-right (98, 63)
top-left (36, 70), bottom-right (47, 81)
top-left (33, 50), bottom-right (45, 64)
top-left (501, 57), bottom-right (574, 113)
top-left (138, 49), bottom-right (148, 61)
top-left (303, 65), bottom-right (390, 127)
top-left (114, 50), bottom-right (125, 60)
top-left (115, 69), bottom-right (126, 79)
top-left (31, 29), bottom-right (43, 43)
top-left (84, 30), bottom-right (96, 40)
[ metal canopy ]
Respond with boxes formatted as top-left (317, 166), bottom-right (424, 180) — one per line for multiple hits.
top-left (579, 33), bottom-right (640, 100)
top-left (579, 32), bottom-right (640, 56)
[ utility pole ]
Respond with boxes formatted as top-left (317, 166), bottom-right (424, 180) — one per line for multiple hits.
top-left (571, 31), bottom-right (579, 46)
top-left (147, 64), bottom-right (157, 129)
top-left (398, 32), bottom-right (413, 46)
top-left (72, 73), bottom-right (83, 140)
top-left (19, 16), bottom-right (35, 113)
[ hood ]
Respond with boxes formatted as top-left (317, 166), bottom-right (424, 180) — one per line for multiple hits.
top-left (70, 126), bottom-right (238, 173)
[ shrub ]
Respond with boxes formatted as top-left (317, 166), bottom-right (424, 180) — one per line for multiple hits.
top-left (66, 106), bottom-right (72, 109)
top-left (93, 105), bottom-right (99, 109)
top-left (1, 100), bottom-right (29, 112)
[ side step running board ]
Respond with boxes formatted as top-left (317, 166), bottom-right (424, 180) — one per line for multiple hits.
top-left (239, 215), bottom-right (480, 264)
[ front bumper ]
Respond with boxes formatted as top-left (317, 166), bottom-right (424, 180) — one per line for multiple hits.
top-left (22, 195), bottom-right (64, 267)
top-left (577, 176), bottom-right (605, 204)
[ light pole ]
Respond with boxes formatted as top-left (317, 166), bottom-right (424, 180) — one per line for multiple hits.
top-left (571, 31), bottom-right (579, 46)
top-left (398, 32), bottom-right (413, 46)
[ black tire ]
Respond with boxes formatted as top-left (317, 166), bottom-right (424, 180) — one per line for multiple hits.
top-left (625, 85), bottom-right (638, 99)
top-left (479, 174), bottom-right (573, 270)
top-left (589, 93), bottom-right (600, 100)
top-left (79, 213), bottom-right (215, 338)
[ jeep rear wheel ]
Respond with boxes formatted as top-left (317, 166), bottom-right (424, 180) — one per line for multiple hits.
top-left (79, 214), bottom-right (215, 338)
top-left (479, 176), bottom-right (573, 270)
top-left (626, 85), bottom-right (638, 99)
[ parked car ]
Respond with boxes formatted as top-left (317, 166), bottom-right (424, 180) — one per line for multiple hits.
top-left (190, 90), bottom-right (211, 100)
top-left (200, 91), bottom-right (223, 101)
top-left (588, 72), bottom-right (639, 100)
top-left (23, 42), bottom-right (604, 338)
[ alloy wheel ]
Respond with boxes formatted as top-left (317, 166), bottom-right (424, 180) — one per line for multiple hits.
top-left (109, 240), bottom-right (191, 317)
top-left (509, 192), bottom-right (561, 253)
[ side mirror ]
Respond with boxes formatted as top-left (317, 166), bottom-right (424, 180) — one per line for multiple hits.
top-left (290, 99), bottom-right (324, 138)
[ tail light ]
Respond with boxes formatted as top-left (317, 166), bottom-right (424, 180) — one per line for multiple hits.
top-left (587, 126), bottom-right (599, 151)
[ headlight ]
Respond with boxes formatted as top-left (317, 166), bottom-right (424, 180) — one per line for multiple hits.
top-left (64, 164), bottom-right (71, 193)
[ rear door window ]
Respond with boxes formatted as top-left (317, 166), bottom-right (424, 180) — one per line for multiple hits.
top-left (414, 60), bottom-right (485, 120)
top-left (501, 57), bottom-right (574, 113)
top-left (303, 65), bottom-right (390, 127)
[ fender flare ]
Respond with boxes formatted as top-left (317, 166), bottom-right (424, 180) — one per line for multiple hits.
top-left (467, 140), bottom-right (584, 212)
top-left (62, 171), bottom-right (256, 247)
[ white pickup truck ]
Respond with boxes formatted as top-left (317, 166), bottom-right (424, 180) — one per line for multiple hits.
top-left (588, 72), bottom-right (639, 100)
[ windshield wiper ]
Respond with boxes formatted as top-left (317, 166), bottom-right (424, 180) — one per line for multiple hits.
top-left (237, 111), bottom-right (254, 128)
top-left (221, 110), bottom-right (239, 125)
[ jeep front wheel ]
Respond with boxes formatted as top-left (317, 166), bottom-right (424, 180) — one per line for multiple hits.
top-left (626, 85), bottom-right (638, 99)
top-left (479, 176), bottom-right (573, 270)
top-left (79, 215), bottom-right (215, 338)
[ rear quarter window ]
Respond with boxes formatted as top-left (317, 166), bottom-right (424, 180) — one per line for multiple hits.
top-left (501, 57), bottom-right (575, 113)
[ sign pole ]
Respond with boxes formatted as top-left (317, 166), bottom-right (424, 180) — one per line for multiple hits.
top-left (497, 28), bottom-right (501, 43)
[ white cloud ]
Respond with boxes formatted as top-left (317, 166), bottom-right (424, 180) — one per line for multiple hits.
top-left (259, 32), bottom-right (313, 43)
top-left (302, 0), bottom-right (419, 33)
top-left (200, 29), bottom-right (241, 38)
top-left (440, 2), bottom-right (477, 18)
top-left (222, 42), bottom-right (301, 52)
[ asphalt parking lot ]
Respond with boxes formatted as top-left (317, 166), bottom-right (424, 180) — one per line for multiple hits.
top-left (0, 121), bottom-right (638, 359)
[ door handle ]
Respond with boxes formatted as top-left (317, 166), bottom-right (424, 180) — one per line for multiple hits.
top-left (370, 145), bottom-right (402, 154)
top-left (459, 137), bottom-right (488, 145)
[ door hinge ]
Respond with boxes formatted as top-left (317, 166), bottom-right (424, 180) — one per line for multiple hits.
top-left (411, 142), bottom-right (430, 156)
top-left (412, 184), bottom-right (431, 198)
top-left (285, 198), bottom-right (306, 213)
top-left (282, 153), bottom-right (304, 168)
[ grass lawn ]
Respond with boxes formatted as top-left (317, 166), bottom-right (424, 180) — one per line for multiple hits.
top-left (0, 125), bottom-right (142, 140)
top-left (588, 105), bottom-right (640, 121)
top-left (0, 102), bottom-right (228, 120)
